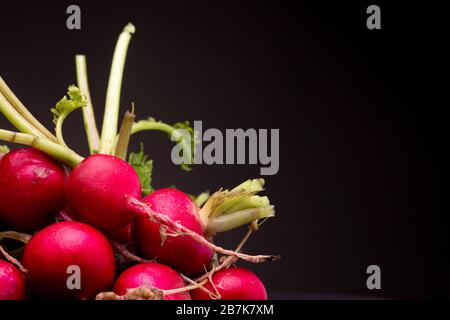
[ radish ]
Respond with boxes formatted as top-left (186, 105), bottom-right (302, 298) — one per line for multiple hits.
top-left (132, 189), bottom-right (213, 276)
top-left (109, 224), bottom-right (132, 245)
top-left (65, 154), bottom-right (275, 268)
top-left (191, 267), bottom-right (267, 300)
top-left (65, 154), bottom-right (141, 232)
top-left (0, 148), bottom-right (66, 232)
top-left (113, 262), bottom-right (191, 300)
top-left (21, 221), bottom-right (115, 299)
top-left (108, 224), bottom-right (135, 256)
top-left (0, 260), bottom-right (26, 300)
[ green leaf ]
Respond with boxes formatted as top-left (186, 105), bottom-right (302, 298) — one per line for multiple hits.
top-left (128, 143), bottom-right (154, 196)
top-left (51, 85), bottom-right (87, 125)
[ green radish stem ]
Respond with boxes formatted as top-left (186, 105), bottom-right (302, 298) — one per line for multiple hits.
top-left (0, 144), bottom-right (9, 154)
top-left (75, 55), bottom-right (100, 154)
top-left (131, 118), bottom-right (193, 163)
top-left (206, 205), bottom-right (274, 234)
top-left (0, 92), bottom-right (45, 137)
top-left (198, 179), bottom-right (275, 235)
top-left (0, 128), bottom-right (83, 167)
top-left (51, 86), bottom-right (87, 148)
top-left (54, 110), bottom-right (74, 148)
top-left (0, 77), bottom-right (58, 142)
top-left (115, 106), bottom-right (136, 160)
top-left (99, 23), bottom-right (135, 154)
top-left (194, 192), bottom-right (210, 207)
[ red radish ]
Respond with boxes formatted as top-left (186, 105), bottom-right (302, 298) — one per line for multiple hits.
top-left (132, 189), bottom-right (213, 276)
top-left (109, 224), bottom-right (132, 245)
top-left (65, 154), bottom-right (273, 265)
top-left (191, 267), bottom-right (267, 300)
top-left (113, 262), bottom-right (190, 300)
top-left (0, 260), bottom-right (26, 300)
top-left (108, 224), bottom-right (135, 254)
top-left (65, 154), bottom-right (141, 232)
top-left (0, 148), bottom-right (66, 232)
top-left (22, 221), bottom-right (115, 299)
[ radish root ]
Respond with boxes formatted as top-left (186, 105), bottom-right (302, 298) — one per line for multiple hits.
top-left (0, 231), bottom-right (31, 243)
top-left (96, 280), bottom-right (208, 300)
top-left (128, 197), bottom-right (280, 264)
top-left (110, 241), bottom-right (151, 264)
top-left (0, 244), bottom-right (27, 274)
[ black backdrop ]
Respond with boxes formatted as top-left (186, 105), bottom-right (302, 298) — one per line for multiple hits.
top-left (0, 1), bottom-right (443, 299)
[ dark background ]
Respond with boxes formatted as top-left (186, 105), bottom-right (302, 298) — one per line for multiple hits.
top-left (0, 1), bottom-right (443, 298)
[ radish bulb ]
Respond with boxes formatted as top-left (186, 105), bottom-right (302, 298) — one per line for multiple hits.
top-left (65, 154), bottom-right (277, 266)
top-left (113, 262), bottom-right (191, 300)
top-left (0, 148), bottom-right (66, 232)
top-left (191, 267), bottom-right (267, 300)
top-left (0, 260), bottom-right (26, 300)
top-left (22, 221), bottom-right (115, 299)
top-left (132, 189), bottom-right (213, 276)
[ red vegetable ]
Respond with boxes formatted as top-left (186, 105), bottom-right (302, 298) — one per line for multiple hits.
top-left (66, 154), bottom-right (141, 232)
top-left (67, 155), bottom-right (213, 276)
top-left (113, 262), bottom-right (191, 300)
top-left (22, 221), bottom-right (115, 299)
top-left (0, 148), bottom-right (66, 232)
top-left (191, 268), bottom-right (268, 300)
top-left (65, 154), bottom-right (268, 272)
top-left (108, 223), bottom-right (132, 244)
top-left (132, 189), bottom-right (213, 276)
top-left (0, 260), bottom-right (26, 300)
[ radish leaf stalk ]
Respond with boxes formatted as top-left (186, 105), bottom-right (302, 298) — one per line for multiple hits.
top-left (51, 85), bottom-right (87, 147)
top-left (199, 179), bottom-right (275, 234)
top-left (0, 77), bottom-right (58, 142)
top-left (191, 191), bottom-right (210, 207)
top-left (0, 92), bottom-right (45, 137)
top-left (99, 23), bottom-right (135, 154)
top-left (0, 144), bottom-right (9, 154)
top-left (132, 118), bottom-right (196, 171)
top-left (0, 128), bottom-right (83, 167)
top-left (115, 107), bottom-right (135, 159)
top-left (75, 55), bottom-right (100, 154)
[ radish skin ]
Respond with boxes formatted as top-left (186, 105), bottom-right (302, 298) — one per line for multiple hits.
top-left (0, 148), bottom-right (66, 232)
top-left (132, 189), bottom-right (213, 276)
top-left (65, 154), bottom-right (141, 232)
top-left (191, 267), bottom-right (267, 300)
top-left (21, 221), bottom-right (116, 300)
top-left (65, 154), bottom-right (276, 264)
top-left (0, 260), bottom-right (26, 300)
top-left (113, 262), bottom-right (191, 300)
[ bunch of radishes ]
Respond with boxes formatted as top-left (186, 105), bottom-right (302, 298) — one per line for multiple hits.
top-left (0, 24), bottom-right (278, 300)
